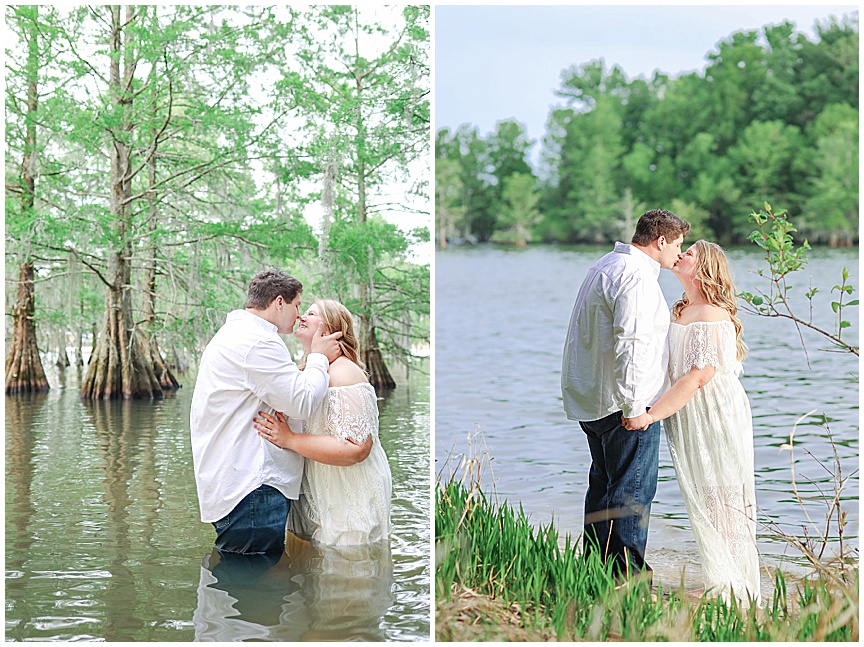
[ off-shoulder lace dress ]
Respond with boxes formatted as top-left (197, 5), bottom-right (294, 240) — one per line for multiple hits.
top-left (665, 320), bottom-right (761, 605)
top-left (287, 383), bottom-right (392, 546)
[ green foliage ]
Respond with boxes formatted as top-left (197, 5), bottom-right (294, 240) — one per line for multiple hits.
top-left (5, 5), bottom-right (429, 368)
top-left (436, 14), bottom-right (859, 245)
top-left (290, 6), bottom-right (430, 368)
top-left (490, 172), bottom-right (541, 245)
top-left (435, 125), bottom-right (496, 241)
top-left (435, 156), bottom-right (465, 244)
top-left (437, 476), bottom-right (859, 641)
top-left (669, 198), bottom-right (712, 243)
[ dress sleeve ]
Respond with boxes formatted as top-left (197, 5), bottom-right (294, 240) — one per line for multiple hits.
top-left (326, 386), bottom-right (377, 444)
top-left (683, 322), bottom-right (729, 371)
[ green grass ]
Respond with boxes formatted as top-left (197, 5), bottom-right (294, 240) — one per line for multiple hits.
top-left (436, 479), bottom-right (859, 641)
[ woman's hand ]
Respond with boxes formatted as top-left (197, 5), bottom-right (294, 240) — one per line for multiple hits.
top-left (622, 411), bottom-right (654, 430)
top-left (253, 410), bottom-right (295, 449)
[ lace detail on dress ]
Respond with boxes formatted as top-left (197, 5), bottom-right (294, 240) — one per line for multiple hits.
top-left (671, 321), bottom-right (741, 380)
top-left (683, 323), bottom-right (720, 370)
top-left (700, 485), bottom-right (755, 561)
top-left (326, 384), bottom-right (375, 444)
top-left (287, 382), bottom-right (392, 546)
top-left (665, 321), bottom-right (760, 605)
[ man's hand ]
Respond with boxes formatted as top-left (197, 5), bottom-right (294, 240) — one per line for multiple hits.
top-left (622, 411), bottom-right (653, 430)
top-left (310, 322), bottom-right (343, 363)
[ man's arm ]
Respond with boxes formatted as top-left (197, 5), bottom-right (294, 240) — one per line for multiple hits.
top-left (611, 274), bottom-right (660, 420)
top-left (246, 339), bottom-right (330, 420)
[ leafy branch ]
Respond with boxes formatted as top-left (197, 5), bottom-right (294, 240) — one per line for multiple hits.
top-left (738, 203), bottom-right (859, 364)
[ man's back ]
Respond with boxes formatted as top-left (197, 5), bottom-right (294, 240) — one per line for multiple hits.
top-left (561, 242), bottom-right (669, 422)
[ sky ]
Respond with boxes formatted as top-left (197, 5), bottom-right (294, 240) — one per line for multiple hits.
top-left (434, 4), bottom-right (858, 166)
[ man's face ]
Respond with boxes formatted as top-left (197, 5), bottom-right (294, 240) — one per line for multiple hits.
top-left (275, 294), bottom-right (302, 334)
top-left (658, 234), bottom-right (685, 270)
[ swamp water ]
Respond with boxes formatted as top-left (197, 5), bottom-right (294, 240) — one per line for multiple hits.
top-left (5, 361), bottom-right (430, 641)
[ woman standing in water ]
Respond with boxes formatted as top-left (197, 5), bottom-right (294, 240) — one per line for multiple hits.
top-left (625, 240), bottom-right (761, 605)
top-left (254, 299), bottom-right (392, 547)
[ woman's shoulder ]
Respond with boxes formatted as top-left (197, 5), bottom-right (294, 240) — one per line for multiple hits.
top-left (675, 303), bottom-right (732, 325)
top-left (327, 356), bottom-right (370, 388)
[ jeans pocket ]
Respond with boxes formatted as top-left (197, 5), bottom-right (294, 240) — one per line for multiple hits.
top-left (214, 515), bottom-right (230, 530)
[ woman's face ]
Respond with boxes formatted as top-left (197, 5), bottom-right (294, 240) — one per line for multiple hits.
top-left (294, 303), bottom-right (328, 347)
top-left (672, 244), bottom-right (699, 280)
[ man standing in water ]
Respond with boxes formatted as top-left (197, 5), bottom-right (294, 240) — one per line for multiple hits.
top-left (561, 209), bottom-right (689, 582)
top-left (190, 269), bottom-right (342, 555)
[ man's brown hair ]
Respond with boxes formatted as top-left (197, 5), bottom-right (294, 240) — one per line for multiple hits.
top-left (245, 269), bottom-right (302, 310)
top-left (631, 209), bottom-right (690, 246)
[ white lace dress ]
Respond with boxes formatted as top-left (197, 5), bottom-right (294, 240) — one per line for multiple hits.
top-left (665, 321), bottom-right (761, 605)
top-left (287, 383), bottom-right (392, 546)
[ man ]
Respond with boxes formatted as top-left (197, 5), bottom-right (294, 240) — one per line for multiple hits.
top-left (561, 209), bottom-right (689, 581)
top-left (190, 268), bottom-right (342, 555)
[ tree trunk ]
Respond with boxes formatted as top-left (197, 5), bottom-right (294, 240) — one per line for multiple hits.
top-left (56, 331), bottom-right (70, 369)
top-left (5, 263), bottom-right (50, 394)
top-left (355, 162), bottom-right (395, 390)
top-left (81, 6), bottom-right (162, 400)
top-left (75, 329), bottom-right (84, 366)
top-left (149, 336), bottom-right (180, 390)
top-left (352, 20), bottom-right (395, 392)
top-left (359, 317), bottom-right (396, 391)
top-left (6, 11), bottom-right (49, 395)
top-left (81, 251), bottom-right (163, 399)
top-left (142, 59), bottom-right (180, 392)
top-left (89, 323), bottom-right (98, 364)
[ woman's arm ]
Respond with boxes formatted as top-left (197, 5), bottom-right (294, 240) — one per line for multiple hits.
top-left (253, 410), bottom-right (373, 466)
top-left (623, 364), bottom-right (716, 430)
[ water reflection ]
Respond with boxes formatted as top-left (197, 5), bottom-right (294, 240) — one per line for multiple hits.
top-left (194, 534), bottom-right (394, 641)
top-left (5, 393), bottom-right (47, 639)
top-left (5, 366), bottom-right (428, 641)
top-left (85, 399), bottom-right (162, 639)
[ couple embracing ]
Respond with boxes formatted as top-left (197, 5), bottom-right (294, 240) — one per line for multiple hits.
top-left (190, 269), bottom-right (391, 555)
top-left (562, 209), bottom-right (760, 605)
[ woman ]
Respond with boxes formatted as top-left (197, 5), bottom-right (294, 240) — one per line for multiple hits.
top-left (624, 240), bottom-right (760, 605)
top-left (254, 299), bottom-right (392, 546)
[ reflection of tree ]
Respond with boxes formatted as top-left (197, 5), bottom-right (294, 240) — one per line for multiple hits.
top-left (194, 534), bottom-right (394, 641)
top-left (87, 399), bottom-right (160, 640)
top-left (5, 393), bottom-right (47, 640)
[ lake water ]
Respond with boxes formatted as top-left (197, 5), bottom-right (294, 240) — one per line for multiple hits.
top-left (435, 244), bottom-right (858, 593)
top-left (5, 360), bottom-right (430, 641)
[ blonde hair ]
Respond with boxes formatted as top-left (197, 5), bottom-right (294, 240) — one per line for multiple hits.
top-left (671, 240), bottom-right (748, 361)
top-left (298, 299), bottom-right (365, 370)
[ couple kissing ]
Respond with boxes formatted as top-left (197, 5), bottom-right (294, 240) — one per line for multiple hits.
top-left (190, 269), bottom-right (392, 555)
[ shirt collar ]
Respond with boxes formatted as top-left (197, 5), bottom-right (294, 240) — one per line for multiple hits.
top-left (227, 309), bottom-right (278, 333)
top-left (614, 241), bottom-right (661, 278)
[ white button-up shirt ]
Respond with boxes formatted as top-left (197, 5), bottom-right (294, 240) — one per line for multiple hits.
top-left (190, 309), bottom-right (330, 522)
top-left (561, 242), bottom-right (670, 421)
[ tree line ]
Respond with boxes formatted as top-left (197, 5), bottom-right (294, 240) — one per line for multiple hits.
top-left (436, 15), bottom-right (858, 248)
top-left (5, 5), bottom-right (430, 397)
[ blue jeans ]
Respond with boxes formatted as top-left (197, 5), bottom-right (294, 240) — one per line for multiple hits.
top-left (212, 484), bottom-right (290, 555)
top-left (579, 411), bottom-right (660, 579)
